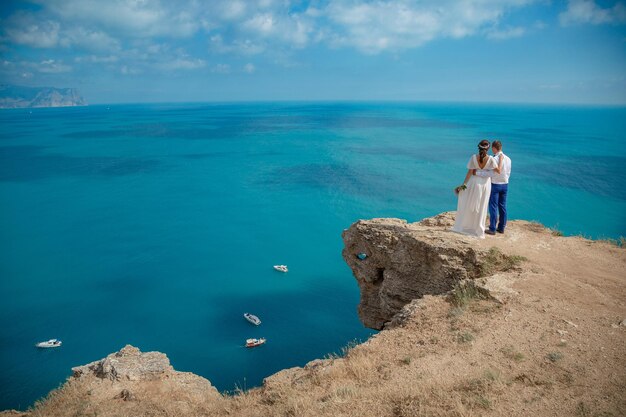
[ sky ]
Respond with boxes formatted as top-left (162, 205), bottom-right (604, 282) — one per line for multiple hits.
top-left (1, 0), bottom-right (625, 104)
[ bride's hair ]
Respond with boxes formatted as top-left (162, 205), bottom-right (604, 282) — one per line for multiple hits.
top-left (478, 140), bottom-right (490, 164)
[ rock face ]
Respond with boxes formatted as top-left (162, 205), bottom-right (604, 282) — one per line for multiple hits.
top-left (62, 345), bottom-right (221, 413)
top-left (342, 212), bottom-right (513, 329)
top-left (0, 85), bottom-right (87, 108)
top-left (71, 345), bottom-right (172, 381)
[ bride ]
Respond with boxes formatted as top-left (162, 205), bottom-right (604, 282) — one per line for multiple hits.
top-left (452, 140), bottom-right (502, 238)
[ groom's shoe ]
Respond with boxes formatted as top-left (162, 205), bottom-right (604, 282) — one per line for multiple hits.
top-left (497, 229), bottom-right (505, 234)
top-left (485, 230), bottom-right (496, 235)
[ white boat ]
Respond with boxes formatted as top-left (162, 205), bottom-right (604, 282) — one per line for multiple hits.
top-left (273, 265), bottom-right (288, 273)
top-left (36, 339), bottom-right (62, 348)
top-left (244, 313), bottom-right (261, 326)
top-left (246, 338), bottom-right (266, 348)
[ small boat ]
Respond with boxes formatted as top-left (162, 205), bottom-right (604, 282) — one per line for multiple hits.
top-left (246, 338), bottom-right (266, 348)
top-left (244, 313), bottom-right (261, 326)
top-left (36, 339), bottom-right (62, 348)
top-left (273, 265), bottom-right (288, 273)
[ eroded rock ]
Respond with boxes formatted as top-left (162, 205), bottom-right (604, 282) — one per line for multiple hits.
top-left (342, 213), bottom-right (520, 329)
top-left (114, 389), bottom-right (136, 401)
top-left (72, 344), bottom-right (174, 381)
top-left (69, 345), bottom-right (221, 408)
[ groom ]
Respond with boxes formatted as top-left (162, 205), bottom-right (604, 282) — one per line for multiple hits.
top-left (476, 140), bottom-right (512, 235)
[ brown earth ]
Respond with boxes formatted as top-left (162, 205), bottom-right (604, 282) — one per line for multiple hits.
top-left (3, 214), bottom-right (625, 417)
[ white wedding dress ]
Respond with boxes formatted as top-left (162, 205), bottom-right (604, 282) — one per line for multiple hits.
top-left (452, 154), bottom-right (497, 238)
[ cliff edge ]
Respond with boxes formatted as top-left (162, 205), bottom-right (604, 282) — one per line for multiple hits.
top-left (4, 213), bottom-right (625, 417)
top-left (342, 212), bottom-right (525, 329)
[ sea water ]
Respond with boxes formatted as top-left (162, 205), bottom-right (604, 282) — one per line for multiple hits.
top-left (0, 102), bottom-right (624, 410)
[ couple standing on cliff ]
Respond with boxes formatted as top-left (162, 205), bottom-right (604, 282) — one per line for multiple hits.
top-left (452, 139), bottom-right (512, 239)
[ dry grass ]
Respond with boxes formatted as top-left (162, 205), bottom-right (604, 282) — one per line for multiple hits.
top-left (524, 221), bottom-right (546, 233)
top-left (598, 236), bottom-right (626, 248)
top-left (501, 346), bottom-right (525, 362)
top-left (28, 383), bottom-right (76, 417)
top-left (23, 287), bottom-right (626, 417)
top-left (546, 352), bottom-right (564, 363)
top-left (551, 228), bottom-right (564, 237)
top-left (453, 369), bottom-right (506, 412)
top-left (456, 331), bottom-right (475, 344)
top-left (26, 377), bottom-right (227, 417)
top-left (449, 281), bottom-right (485, 308)
top-left (479, 247), bottom-right (527, 276)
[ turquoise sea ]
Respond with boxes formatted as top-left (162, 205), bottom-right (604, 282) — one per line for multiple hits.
top-left (1, 102), bottom-right (625, 410)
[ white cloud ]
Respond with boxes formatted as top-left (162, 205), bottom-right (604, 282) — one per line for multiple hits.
top-left (1, 10), bottom-right (120, 51)
top-left (539, 84), bottom-right (562, 90)
top-left (75, 55), bottom-right (119, 63)
top-left (0, 0), bottom-right (549, 86)
top-left (5, 0), bottom-right (540, 59)
top-left (160, 57), bottom-right (206, 71)
top-left (34, 0), bottom-right (200, 38)
top-left (3, 12), bottom-right (60, 48)
top-left (289, 19), bottom-right (314, 47)
top-left (243, 13), bottom-right (277, 35)
top-left (324, 0), bottom-right (536, 53)
top-left (60, 27), bottom-right (120, 51)
top-left (258, 0), bottom-right (280, 8)
top-left (218, 1), bottom-right (248, 20)
top-left (108, 44), bottom-right (208, 73)
top-left (210, 34), bottom-right (266, 55)
top-left (559, 0), bottom-right (626, 25)
top-left (120, 65), bottom-right (141, 75)
top-left (212, 63), bottom-right (231, 74)
top-left (0, 59), bottom-right (54, 77)
top-left (240, 11), bottom-right (314, 48)
top-left (36, 59), bottom-right (72, 73)
top-left (486, 26), bottom-right (526, 40)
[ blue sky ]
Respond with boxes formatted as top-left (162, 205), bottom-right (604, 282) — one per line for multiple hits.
top-left (1, 0), bottom-right (625, 104)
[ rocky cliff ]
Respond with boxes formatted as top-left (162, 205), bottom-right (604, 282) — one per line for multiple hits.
top-left (8, 345), bottom-right (222, 417)
top-left (342, 212), bottom-right (523, 329)
top-left (0, 85), bottom-right (87, 108)
top-left (3, 213), bottom-right (625, 417)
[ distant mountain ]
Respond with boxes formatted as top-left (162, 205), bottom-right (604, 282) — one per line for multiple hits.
top-left (0, 85), bottom-right (87, 108)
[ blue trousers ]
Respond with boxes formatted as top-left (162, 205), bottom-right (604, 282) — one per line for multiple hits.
top-left (489, 183), bottom-right (508, 232)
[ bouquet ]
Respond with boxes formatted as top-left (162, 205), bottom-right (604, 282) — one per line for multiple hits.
top-left (454, 184), bottom-right (467, 195)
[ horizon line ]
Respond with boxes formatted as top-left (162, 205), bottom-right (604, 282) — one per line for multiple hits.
top-left (74, 98), bottom-right (626, 108)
